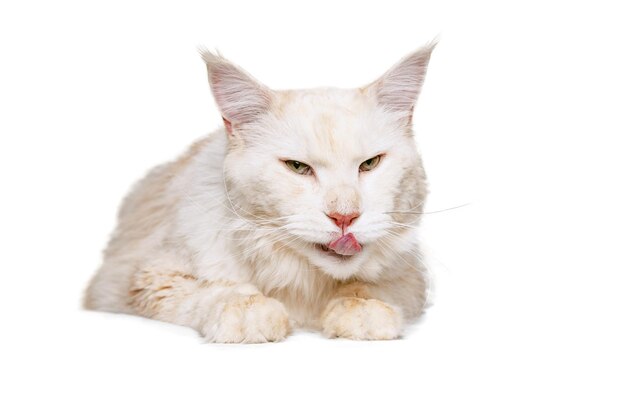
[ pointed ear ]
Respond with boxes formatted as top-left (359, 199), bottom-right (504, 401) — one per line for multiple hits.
top-left (199, 49), bottom-right (273, 131)
top-left (369, 42), bottom-right (436, 116)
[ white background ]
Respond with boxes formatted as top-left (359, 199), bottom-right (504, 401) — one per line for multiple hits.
top-left (1, 1), bottom-right (624, 417)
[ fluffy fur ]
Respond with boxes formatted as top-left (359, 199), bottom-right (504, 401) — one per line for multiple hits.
top-left (84, 43), bottom-right (436, 343)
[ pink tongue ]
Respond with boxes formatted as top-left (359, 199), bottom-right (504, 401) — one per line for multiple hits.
top-left (328, 233), bottom-right (362, 256)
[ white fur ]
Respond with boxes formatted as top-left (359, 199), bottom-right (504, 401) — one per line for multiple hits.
top-left (85, 44), bottom-right (436, 342)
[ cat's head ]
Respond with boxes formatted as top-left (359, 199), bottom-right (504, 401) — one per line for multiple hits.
top-left (201, 44), bottom-right (435, 279)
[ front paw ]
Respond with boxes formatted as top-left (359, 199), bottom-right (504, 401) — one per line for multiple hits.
top-left (322, 297), bottom-right (403, 340)
top-left (204, 294), bottom-right (290, 343)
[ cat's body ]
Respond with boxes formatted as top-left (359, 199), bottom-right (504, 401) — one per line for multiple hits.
top-left (85, 45), bottom-right (435, 342)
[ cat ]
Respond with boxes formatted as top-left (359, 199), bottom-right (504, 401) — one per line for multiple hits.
top-left (84, 42), bottom-right (436, 343)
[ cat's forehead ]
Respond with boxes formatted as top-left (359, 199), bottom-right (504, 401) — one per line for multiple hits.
top-left (274, 88), bottom-right (369, 114)
top-left (269, 88), bottom-right (393, 165)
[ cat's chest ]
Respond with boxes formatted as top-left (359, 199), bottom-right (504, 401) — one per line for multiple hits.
top-left (245, 242), bottom-right (322, 293)
top-left (251, 261), bottom-right (335, 328)
top-left (243, 240), bottom-right (336, 324)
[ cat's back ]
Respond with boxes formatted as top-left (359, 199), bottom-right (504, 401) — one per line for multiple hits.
top-left (84, 133), bottom-right (220, 311)
top-left (109, 136), bottom-right (214, 255)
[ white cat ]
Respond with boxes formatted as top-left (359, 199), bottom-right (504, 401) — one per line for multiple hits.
top-left (84, 43), bottom-right (436, 343)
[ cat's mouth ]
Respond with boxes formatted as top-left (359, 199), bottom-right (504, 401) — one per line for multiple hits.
top-left (315, 233), bottom-right (362, 259)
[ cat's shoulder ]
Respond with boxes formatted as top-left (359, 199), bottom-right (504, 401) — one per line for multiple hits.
top-left (117, 129), bottom-right (225, 220)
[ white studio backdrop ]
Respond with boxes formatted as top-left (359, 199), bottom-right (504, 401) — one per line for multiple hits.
top-left (0, 1), bottom-right (624, 417)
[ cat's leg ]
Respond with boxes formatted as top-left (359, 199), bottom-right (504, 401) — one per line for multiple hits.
top-left (320, 282), bottom-right (405, 340)
top-left (129, 269), bottom-right (290, 343)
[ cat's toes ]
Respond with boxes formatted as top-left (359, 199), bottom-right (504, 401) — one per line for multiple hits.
top-left (204, 294), bottom-right (290, 343)
top-left (321, 297), bottom-right (403, 340)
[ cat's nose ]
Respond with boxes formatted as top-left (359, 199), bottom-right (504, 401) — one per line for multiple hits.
top-left (326, 212), bottom-right (360, 230)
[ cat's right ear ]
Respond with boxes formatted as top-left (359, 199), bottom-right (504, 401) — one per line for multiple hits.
top-left (200, 49), bottom-right (273, 134)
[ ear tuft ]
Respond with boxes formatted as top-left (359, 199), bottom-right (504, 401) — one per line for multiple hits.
top-left (371, 41), bottom-right (437, 115)
top-left (199, 47), bottom-right (272, 126)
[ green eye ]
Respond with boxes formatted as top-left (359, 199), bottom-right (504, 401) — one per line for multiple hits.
top-left (359, 155), bottom-right (382, 172)
top-left (285, 160), bottom-right (312, 175)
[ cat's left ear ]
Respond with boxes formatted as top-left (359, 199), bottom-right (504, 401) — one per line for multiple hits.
top-left (200, 49), bottom-right (273, 134)
top-left (367, 42), bottom-right (437, 119)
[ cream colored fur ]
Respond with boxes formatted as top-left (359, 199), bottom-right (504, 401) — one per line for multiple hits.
top-left (85, 44), bottom-right (436, 343)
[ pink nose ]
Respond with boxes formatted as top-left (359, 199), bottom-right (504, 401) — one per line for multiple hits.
top-left (327, 212), bottom-right (360, 230)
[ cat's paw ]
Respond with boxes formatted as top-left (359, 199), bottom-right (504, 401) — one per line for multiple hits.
top-left (321, 297), bottom-right (403, 340)
top-left (203, 294), bottom-right (290, 343)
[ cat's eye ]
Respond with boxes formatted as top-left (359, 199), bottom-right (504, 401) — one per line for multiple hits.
top-left (285, 160), bottom-right (312, 175)
top-left (359, 155), bottom-right (382, 172)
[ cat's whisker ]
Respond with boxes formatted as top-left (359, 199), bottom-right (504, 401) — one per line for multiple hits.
top-left (387, 221), bottom-right (420, 230)
top-left (270, 234), bottom-right (303, 256)
top-left (377, 236), bottom-right (425, 272)
top-left (180, 172), bottom-right (276, 227)
top-left (230, 228), bottom-right (295, 259)
top-left (384, 203), bottom-right (471, 216)
top-left (192, 219), bottom-right (288, 233)
top-left (226, 227), bottom-right (292, 243)
top-left (206, 228), bottom-right (288, 237)
top-left (182, 187), bottom-right (297, 229)
top-left (375, 228), bottom-right (425, 259)
top-left (375, 239), bottom-right (424, 274)
top-left (181, 187), bottom-right (258, 227)
top-left (390, 200), bottom-right (426, 212)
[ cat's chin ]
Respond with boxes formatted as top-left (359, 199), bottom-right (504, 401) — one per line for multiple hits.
top-left (314, 243), bottom-right (361, 261)
top-left (303, 243), bottom-right (366, 280)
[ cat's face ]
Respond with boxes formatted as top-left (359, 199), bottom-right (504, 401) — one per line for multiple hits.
top-left (202, 46), bottom-right (434, 279)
